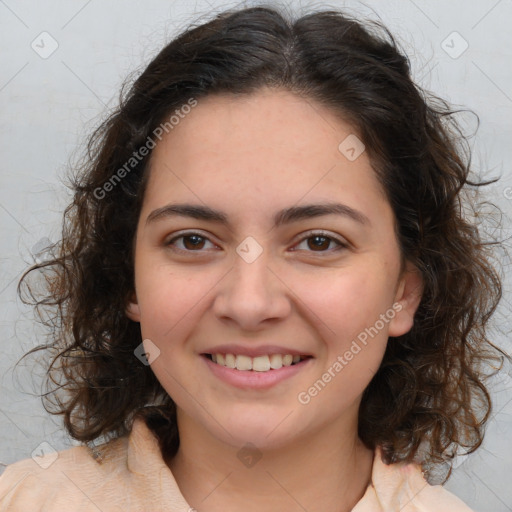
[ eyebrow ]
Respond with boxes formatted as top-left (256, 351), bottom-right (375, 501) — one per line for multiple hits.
top-left (145, 202), bottom-right (371, 228)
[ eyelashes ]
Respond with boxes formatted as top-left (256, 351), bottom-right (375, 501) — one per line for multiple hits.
top-left (167, 233), bottom-right (213, 251)
top-left (165, 230), bottom-right (348, 255)
top-left (292, 233), bottom-right (348, 252)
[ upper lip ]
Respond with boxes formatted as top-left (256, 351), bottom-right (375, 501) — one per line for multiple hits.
top-left (201, 344), bottom-right (313, 358)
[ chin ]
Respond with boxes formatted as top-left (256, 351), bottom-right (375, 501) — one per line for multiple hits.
top-left (207, 405), bottom-right (303, 450)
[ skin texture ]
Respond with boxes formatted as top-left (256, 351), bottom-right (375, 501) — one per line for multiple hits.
top-left (126, 88), bottom-right (423, 512)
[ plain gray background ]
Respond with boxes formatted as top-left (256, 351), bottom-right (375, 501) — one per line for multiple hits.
top-left (1, 0), bottom-right (511, 510)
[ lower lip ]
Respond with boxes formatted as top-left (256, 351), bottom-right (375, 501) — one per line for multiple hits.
top-left (202, 355), bottom-right (312, 390)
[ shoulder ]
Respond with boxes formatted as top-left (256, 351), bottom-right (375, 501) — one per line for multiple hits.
top-left (353, 447), bottom-right (475, 512)
top-left (0, 419), bottom-right (190, 512)
top-left (0, 436), bottom-right (130, 512)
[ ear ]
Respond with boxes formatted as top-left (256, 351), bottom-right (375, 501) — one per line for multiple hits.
top-left (126, 291), bottom-right (141, 322)
top-left (388, 261), bottom-right (424, 337)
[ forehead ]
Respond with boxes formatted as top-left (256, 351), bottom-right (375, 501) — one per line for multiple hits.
top-left (143, 88), bottom-right (392, 228)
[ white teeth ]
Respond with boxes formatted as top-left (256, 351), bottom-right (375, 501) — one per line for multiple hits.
top-left (225, 353), bottom-right (236, 368)
top-left (235, 354), bottom-right (252, 371)
top-left (210, 353), bottom-right (306, 371)
top-left (252, 355), bottom-right (271, 372)
top-left (269, 354), bottom-right (283, 370)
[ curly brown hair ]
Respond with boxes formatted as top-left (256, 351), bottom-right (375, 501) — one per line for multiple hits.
top-left (19, 5), bottom-right (506, 478)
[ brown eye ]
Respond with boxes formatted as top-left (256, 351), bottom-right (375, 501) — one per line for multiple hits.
top-left (182, 235), bottom-right (206, 250)
top-left (166, 233), bottom-right (216, 252)
top-left (307, 235), bottom-right (331, 251)
top-left (293, 232), bottom-right (348, 253)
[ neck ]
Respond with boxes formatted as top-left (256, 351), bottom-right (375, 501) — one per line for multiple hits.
top-left (168, 409), bottom-right (374, 512)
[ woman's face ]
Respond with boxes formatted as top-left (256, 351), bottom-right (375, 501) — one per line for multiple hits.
top-left (127, 88), bottom-right (422, 450)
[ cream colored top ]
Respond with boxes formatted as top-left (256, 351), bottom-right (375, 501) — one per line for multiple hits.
top-left (0, 418), bottom-right (473, 511)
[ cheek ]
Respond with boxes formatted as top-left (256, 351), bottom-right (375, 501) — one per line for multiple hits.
top-left (135, 265), bottom-right (210, 402)
top-left (296, 271), bottom-right (392, 411)
top-left (135, 263), bottom-right (212, 342)
top-left (296, 265), bottom-right (395, 344)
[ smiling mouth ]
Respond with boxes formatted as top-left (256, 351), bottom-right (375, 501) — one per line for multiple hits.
top-left (203, 353), bottom-right (312, 372)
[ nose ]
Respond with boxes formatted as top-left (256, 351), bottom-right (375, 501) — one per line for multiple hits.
top-left (212, 245), bottom-right (291, 331)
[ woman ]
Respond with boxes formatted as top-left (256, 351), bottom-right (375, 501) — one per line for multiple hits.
top-left (0, 5), bottom-right (505, 511)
